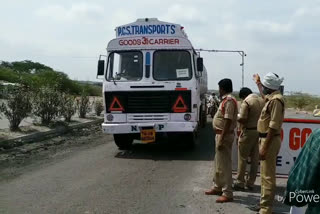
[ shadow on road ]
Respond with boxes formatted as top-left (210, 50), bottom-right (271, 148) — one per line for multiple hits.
top-left (232, 183), bottom-right (290, 213)
top-left (115, 118), bottom-right (215, 161)
top-left (236, 183), bottom-right (286, 196)
top-left (235, 194), bottom-right (290, 214)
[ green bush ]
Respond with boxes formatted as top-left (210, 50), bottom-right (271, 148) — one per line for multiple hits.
top-left (85, 84), bottom-right (102, 97)
top-left (60, 93), bottom-right (76, 122)
top-left (76, 91), bottom-right (90, 118)
top-left (94, 99), bottom-right (104, 116)
top-left (0, 85), bottom-right (32, 131)
top-left (285, 92), bottom-right (320, 111)
top-left (0, 85), bottom-right (4, 99)
top-left (32, 87), bottom-right (62, 125)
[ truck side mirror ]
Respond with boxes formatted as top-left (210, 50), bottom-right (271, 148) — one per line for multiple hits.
top-left (97, 60), bottom-right (105, 76)
top-left (197, 57), bottom-right (203, 72)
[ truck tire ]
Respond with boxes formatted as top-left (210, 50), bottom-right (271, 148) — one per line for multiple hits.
top-left (200, 105), bottom-right (207, 128)
top-left (113, 134), bottom-right (133, 150)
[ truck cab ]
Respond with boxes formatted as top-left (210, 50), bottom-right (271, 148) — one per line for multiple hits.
top-left (97, 18), bottom-right (208, 149)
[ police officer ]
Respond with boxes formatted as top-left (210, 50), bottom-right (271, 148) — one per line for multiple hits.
top-left (234, 87), bottom-right (264, 191)
top-left (251, 73), bottom-right (285, 214)
top-left (205, 78), bottom-right (238, 203)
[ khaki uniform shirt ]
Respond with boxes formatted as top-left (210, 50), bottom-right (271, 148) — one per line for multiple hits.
top-left (257, 91), bottom-right (285, 135)
top-left (238, 94), bottom-right (264, 130)
top-left (213, 94), bottom-right (238, 131)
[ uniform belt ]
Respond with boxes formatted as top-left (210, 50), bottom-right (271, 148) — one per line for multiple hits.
top-left (215, 129), bottom-right (234, 135)
top-left (246, 127), bottom-right (257, 130)
top-left (259, 133), bottom-right (268, 138)
top-left (259, 133), bottom-right (281, 138)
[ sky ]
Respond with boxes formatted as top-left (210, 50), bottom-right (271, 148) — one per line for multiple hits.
top-left (0, 0), bottom-right (319, 94)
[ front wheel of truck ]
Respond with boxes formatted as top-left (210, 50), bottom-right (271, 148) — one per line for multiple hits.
top-left (200, 105), bottom-right (207, 128)
top-left (113, 134), bottom-right (133, 150)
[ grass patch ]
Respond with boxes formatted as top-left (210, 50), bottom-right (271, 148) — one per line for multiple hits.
top-left (285, 92), bottom-right (320, 111)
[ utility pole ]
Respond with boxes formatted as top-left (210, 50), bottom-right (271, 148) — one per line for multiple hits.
top-left (195, 49), bottom-right (246, 88)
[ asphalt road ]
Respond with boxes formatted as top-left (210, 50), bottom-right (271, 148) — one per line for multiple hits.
top-left (0, 119), bottom-right (290, 214)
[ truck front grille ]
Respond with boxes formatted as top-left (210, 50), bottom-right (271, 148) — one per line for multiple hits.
top-left (105, 91), bottom-right (191, 113)
top-left (127, 114), bottom-right (169, 122)
top-left (128, 94), bottom-right (170, 113)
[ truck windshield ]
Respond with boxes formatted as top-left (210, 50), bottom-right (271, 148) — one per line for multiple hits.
top-left (107, 51), bottom-right (143, 81)
top-left (153, 51), bottom-right (192, 81)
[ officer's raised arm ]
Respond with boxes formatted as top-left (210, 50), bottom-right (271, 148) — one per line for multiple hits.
top-left (253, 74), bottom-right (265, 100)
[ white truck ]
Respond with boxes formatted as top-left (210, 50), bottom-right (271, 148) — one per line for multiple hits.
top-left (97, 18), bottom-right (208, 149)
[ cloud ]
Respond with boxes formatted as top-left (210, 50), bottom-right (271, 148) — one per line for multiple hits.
top-left (110, 9), bottom-right (137, 27)
top-left (214, 18), bottom-right (297, 48)
top-left (36, 2), bottom-right (104, 23)
top-left (245, 20), bottom-right (294, 34)
top-left (160, 4), bottom-right (206, 24)
top-left (294, 6), bottom-right (320, 17)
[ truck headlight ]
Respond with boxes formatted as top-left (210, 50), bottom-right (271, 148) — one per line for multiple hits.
top-left (106, 114), bottom-right (114, 121)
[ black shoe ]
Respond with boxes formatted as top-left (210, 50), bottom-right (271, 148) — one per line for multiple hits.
top-left (248, 204), bottom-right (260, 212)
top-left (245, 185), bottom-right (254, 191)
top-left (233, 183), bottom-right (245, 191)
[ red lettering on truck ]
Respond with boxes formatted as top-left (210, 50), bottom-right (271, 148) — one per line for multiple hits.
top-left (119, 38), bottom-right (180, 46)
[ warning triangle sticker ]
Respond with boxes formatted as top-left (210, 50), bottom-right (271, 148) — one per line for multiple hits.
top-left (109, 96), bottom-right (124, 111)
top-left (172, 95), bottom-right (188, 113)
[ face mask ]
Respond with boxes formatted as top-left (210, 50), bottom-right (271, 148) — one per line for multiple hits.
top-left (262, 86), bottom-right (271, 95)
top-left (218, 89), bottom-right (223, 99)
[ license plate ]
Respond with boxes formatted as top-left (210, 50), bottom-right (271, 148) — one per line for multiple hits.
top-left (140, 129), bottom-right (156, 143)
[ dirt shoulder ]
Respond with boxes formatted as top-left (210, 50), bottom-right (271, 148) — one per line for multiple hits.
top-left (0, 123), bottom-right (112, 182)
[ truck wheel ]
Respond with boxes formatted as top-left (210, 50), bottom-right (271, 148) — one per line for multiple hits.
top-left (201, 106), bottom-right (207, 128)
top-left (113, 134), bottom-right (133, 150)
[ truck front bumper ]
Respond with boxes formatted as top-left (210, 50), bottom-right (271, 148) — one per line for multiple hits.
top-left (102, 121), bottom-right (198, 134)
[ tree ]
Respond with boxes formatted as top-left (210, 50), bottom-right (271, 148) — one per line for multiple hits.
top-left (0, 85), bottom-right (32, 131)
top-left (1, 60), bottom-right (102, 96)
top-left (1, 60), bottom-right (54, 73)
top-left (0, 67), bottom-right (20, 83)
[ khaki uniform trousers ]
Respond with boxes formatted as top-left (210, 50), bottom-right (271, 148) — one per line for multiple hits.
top-left (260, 136), bottom-right (281, 214)
top-left (212, 133), bottom-right (234, 198)
top-left (236, 129), bottom-right (259, 188)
